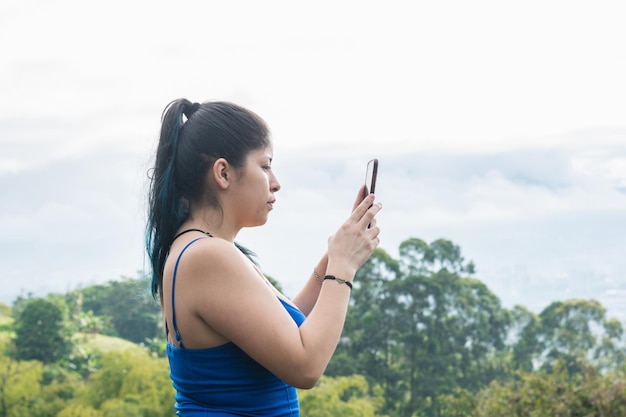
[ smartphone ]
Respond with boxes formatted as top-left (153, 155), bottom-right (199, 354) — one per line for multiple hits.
top-left (365, 158), bottom-right (378, 195)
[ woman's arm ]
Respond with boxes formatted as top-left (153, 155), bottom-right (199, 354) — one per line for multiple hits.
top-left (291, 254), bottom-right (327, 316)
top-left (292, 186), bottom-right (368, 316)
top-left (184, 194), bottom-right (381, 389)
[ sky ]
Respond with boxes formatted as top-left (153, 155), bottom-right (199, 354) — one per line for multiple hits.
top-left (1, 1), bottom-right (625, 319)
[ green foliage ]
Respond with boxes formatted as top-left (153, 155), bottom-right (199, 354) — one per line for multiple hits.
top-left (0, 304), bottom-right (10, 319)
top-left (75, 311), bottom-right (111, 339)
top-left (540, 299), bottom-right (624, 372)
top-left (100, 398), bottom-right (147, 417)
top-left (437, 387), bottom-right (478, 417)
top-left (62, 345), bottom-right (103, 378)
top-left (475, 360), bottom-right (626, 417)
top-left (71, 350), bottom-right (174, 416)
top-left (0, 320), bottom-right (11, 334)
top-left (140, 337), bottom-right (167, 358)
top-left (299, 375), bottom-right (387, 417)
top-left (332, 238), bottom-right (511, 417)
top-left (0, 341), bottom-right (43, 417)
top-left (328, 237), bottom-right (626, 417)
top-left (72, 276), bottom-right (162, 343)
top-left (3, 236), bottom-right (625, 416)
top-left (13, 297), bottom-right (74, 364)
top-left (81, 334), bottom-right (144, 354)
top-left (0, 334), bottom-right (175, 417)
top-left (29, 364), bottom-right (84, 417)
top-left (343, 247), bottom-right (405, 412)
top-left (57, 404), bottom-right (102, 417)
top-left (510, 299), bottom-right (625, 374)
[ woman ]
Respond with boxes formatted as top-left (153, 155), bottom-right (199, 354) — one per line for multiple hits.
top-left (146, 98), bottom-right (382, 416)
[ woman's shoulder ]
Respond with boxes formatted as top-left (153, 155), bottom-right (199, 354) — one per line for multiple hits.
top-left (178, 235), bottom-right (241, 258)
top-left (171, 237), bottom-right (252, 276)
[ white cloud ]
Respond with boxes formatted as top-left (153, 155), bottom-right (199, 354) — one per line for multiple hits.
top-left (2, 1), bottom-right (626, 158)
top-left (236, 137), bottom-right (626, 304)
top-left (0, 0), bottom-right (625, 318)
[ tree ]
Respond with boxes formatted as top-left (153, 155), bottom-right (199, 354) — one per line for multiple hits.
top-left (73, 350), bottom-right (174, 416)
top-left (0, 304), bottom-right (10, 319)
top-left (475, 360), bottom-right (626, 417)
top-left (332, 238), bottom-right (511, 417)
top-left (393, 256), bottom-right (510, 415)
top-left (299, 375), bottom-right (386, 417)
top-left (28, 364), bottom-right (85, 417)
top-left (539, 299), bottom-right (624, 373)
top-left (76, 277), bottom-right (161, 344)
top-left (509, 305), bottom-right (542, 372)
top-left (0, 341), bottom-right (43, 417)
top-left (13, 298), bottom-right (73, 364)
top-left (56, 404), bottom-right (102, 417)
top-left (76, 311), bottom-right (109, 341)
top-left (327, 247), bottom-right (404, 412)
top-left (437, 387), bottom-right (478, 417)
top-left (510, 298), bottom-right (625, 374)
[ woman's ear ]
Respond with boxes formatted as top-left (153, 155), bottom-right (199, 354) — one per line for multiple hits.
top-left (211, 158), bottom-right (231, 190)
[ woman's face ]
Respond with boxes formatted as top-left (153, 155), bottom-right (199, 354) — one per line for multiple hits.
top-left (230, 146), bottom-right (281, 228)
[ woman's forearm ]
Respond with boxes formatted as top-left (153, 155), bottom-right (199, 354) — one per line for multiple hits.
top-left (292, 253), bottom-right (328, 316)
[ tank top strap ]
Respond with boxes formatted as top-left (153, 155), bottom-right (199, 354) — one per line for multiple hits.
top-left (171, 237), bottom-right (207, 348)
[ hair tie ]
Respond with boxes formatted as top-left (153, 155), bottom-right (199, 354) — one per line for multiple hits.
top-left (183, 102), bottom-right (200, 119)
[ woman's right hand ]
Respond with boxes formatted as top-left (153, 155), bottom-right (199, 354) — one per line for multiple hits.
top-left (326, 191), bottom-right (382, 279)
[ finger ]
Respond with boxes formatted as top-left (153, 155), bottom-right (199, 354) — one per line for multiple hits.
top-left (350, 194), bottom-right (376, 222)
top-left (359, 201), bottom-right (382, 228)
top-left (352, 185), bottom-right (368, 212)
top-left (367, 223), bottom-right (381, 238)
top-left (369, 221), bottom-right (381, 239)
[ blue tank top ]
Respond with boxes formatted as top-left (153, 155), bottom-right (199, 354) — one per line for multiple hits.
top-left (166, 237), bottom-right (306, 416)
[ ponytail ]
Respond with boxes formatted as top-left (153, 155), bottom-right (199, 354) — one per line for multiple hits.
top-left (146, 98), bottom-right (271, 299)
top-left (147, 99), bottom-right (195, 298)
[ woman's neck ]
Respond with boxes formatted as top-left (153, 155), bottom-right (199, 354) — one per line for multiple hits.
top-left (180, 213), bottom-right (239, 243)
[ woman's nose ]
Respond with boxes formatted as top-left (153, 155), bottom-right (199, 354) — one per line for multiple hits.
top-left (270, 173), bottom-right (281, 192)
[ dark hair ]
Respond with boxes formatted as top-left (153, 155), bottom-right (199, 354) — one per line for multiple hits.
top-left (146, 99), bottom-right (270, 299)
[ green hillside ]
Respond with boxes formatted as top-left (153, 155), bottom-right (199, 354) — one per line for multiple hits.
top-left (76, 332), bottom-right (144, 354)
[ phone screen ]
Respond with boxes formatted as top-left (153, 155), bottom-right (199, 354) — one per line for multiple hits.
top-left (365, 158), bottom-right (378, 195)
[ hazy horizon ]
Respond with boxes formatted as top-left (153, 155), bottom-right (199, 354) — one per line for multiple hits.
top-left (2, 1), bottom-right (625, 320)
